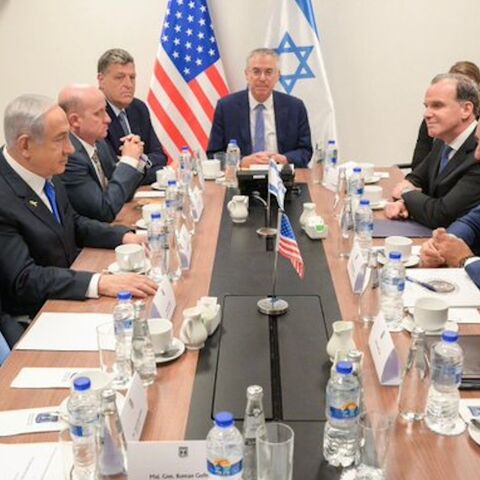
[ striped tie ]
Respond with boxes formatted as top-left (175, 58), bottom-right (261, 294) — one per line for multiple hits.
top-left (253, 104), bottom-right (265, 152)
top-left (438, 144), bottom-right (453, 174)
top-left (91, 149), bottom-right (108, 190)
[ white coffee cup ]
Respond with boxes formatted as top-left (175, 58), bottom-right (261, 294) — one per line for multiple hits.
top-left (202, 159), bottom-right (221, 178)
top-left (115, 244), bottom-right (146, 272)
top-left (148, 318), bottom-right (173, 354)
top-left (364, 185), bottom-right (383, 204)
top-left (414, 297), bottom-right (449, 332)
top-left (357, 162), bottom-right (375, 180)
top-left (142, 203), bottom-right (163, 225)
top-left (384, 236), bottom-right (413, 261)
top-left (156, 166), bottom-right (176, 187)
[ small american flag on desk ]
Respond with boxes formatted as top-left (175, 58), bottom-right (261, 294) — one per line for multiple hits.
top-left (147, 0), bottom-right (229, 161)
top-left (278, 213), bottom-right (304, 279)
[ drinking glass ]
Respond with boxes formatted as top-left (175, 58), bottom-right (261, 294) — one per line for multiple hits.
top-left (256, 422), bottom-right (294, 480)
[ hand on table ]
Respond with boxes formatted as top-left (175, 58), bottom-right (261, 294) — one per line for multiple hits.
top-left (122, 232), bottom-right (148, 245)
top-left (431, 227), bottom-right (473, 267)
top-left (98, 273), bottom-right (158, 298)
top-left (240, 152), bottom-right (288, 167)
top-left (420, 238), bottom-right (445, 267)
top-left (391, 179), bottom-right (414, 200)
top-left (120, 135), bottom-right (144, 159)
top-left (384, 200), bottom-right (409, 219)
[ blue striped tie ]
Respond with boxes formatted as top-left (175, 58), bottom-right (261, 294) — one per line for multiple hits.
top-left (118, 110), bottom-right (131, 135)
top-left (43, 180), bottom-right (61, 224)
top-left (253, 104), bottom-right (265, 152)
top-left (438, 144), bottom-right (453, 174)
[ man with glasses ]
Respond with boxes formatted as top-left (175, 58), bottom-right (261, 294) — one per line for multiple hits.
top-left (207, 48), bottom-right (312, 167)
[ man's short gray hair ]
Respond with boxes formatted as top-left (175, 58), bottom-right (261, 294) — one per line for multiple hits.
top-left (432, 72), bottom-right (480, 117)
top-left (97, 48), bottom-right (134, 74)
top-left (4, 94), bottom-right (56, 147)
top-left (246, 48), bottom-right (279, 69)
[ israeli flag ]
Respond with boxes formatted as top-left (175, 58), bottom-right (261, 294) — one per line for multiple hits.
top-left (268, 159), bottom-right (287, 210)
top-left (265, 0), bottom-right (337, 154)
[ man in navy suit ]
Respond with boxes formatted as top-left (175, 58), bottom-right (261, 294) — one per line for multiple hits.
top-left (0, 95), bottom-right (157, 346)
top-left (386, 74), bottom-right (480, 228)
top-left (58, 84), bottom-right (144, 222)
top-left (207, 48), bottom-right (312, 168)
top-left (98, 48), bottom-right (167, 184)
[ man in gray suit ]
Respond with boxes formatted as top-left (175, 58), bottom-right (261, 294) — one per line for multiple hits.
top-left (386, 73), bottom-right (480, 229)
top-left (59, 84), bottom-right (144, 222)
top-left (0, 94), bottom-right (157, 345)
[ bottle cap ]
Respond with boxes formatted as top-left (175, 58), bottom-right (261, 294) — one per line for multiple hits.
top-left (181, 146), bottom-right (189, 151)
top-left (388, 251), bottom-right (402, 261)
top-left (214, 411), bottom-right (234, 428)
top-left (336, 361), bottom-right (353, 375)
top-left (442, 330), bottom-right (459, 343)
top-left (328, 139), bottom-right (336, 145)
top-left (228, 139), bottom-right (238, 145)
top-left (73, 376), bottom-right (91, 392)
top-left (353, 167), bottom-right (362, 173)
top-left (117, 291), bottom-right (132, 301)
top-left (167, 180), bottom-right (177, 186)
top-left (150, 212), bottom-right (161, 221)
top-left (359, 199), bottom-right (370, 206)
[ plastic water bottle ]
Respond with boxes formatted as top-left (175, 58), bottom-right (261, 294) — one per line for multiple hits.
top-left (337, 198), bottom-right (354, 258)
top-left (131, 300), bottom-right (157, 386)
top-left (242, 385), bottom-right (266, 480)
top-left (348, 166), bottom-right (363, 196)
top-left (380, 251), bottom-right (405, 332)
top-left (333, 166), bottom-right (347, 217)
top-left (358, 250), bottom-right (380, 323)
top-left (112, 291), bottom-right (134, 388)
top-left (311, 142), bottom-right (324, 185)
top-left (165, 220), bottom-right (182, 282)
top-left (322, 139), bottom-right (337, 187)
top-left (179, 181), bottom-right (195, 236)
top-left (323, 361), bottom-right (360, 467)
top-left (354, 198), bottom-right (373, 254)
top-left (425, 330), bottom-right (464, 435)
top-left (165, 179), bottom-right (178, 224)
top-left (67, 377), bottom-right (99, 480)
top-left (206, 411), bottom-right (243, 479)
top-left (148, 212), bottom-right (166, 283)
top-left (351, 186), bottom-right (364, 214)
top-left (179, 146), bottom-right (193, 188)
top-left (225, 139), bottom-right (240, 188)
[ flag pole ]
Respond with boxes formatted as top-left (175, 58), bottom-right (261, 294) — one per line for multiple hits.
top-left (256, 160), bottom-right (277, 238)
top-left (257, 208), bottom-right (289, 316)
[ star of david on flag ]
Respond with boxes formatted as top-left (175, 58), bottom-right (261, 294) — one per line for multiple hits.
top-left (265, 0), bottom-right (337, 153)
top-left (268, 159), bottom-right (287, 211)
top-left (147, 0), bottom-right (229, 162)
top-left (277, 212), bottom-right (304, 279)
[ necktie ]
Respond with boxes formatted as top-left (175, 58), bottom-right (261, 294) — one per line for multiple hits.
top-left (43, 180), bottom-right (61, 224)
top-left (118, 110), bottom-right (131, 135)
top-left (253, 104), bottom-right (265, 153)
top-left (91, 149), bottom-right (108, 190)
top-left (438, 144), bottom-right (453, 174)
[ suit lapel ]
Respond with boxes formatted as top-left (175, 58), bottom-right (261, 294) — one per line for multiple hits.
top-left (273, 91), bottom-right (288, 153)
top-left (97, 141), bottom-right (115, 179)
top-left (70, 135), bottom-right (104, 188)
top-left (239, 90), bottom-right (252, 154)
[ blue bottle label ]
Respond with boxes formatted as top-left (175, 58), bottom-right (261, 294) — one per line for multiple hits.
top-left (329, 402), bottom-right (359, 420)
top-left (207, 458), bottom-right (243, 476)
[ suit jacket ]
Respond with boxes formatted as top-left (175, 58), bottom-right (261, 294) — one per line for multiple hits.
top-left (402, 129), bottom-right (480, 228)
top-left (105, 98), bottom-right (167, 184)
top-left (0, 150), bottom-right (129, 318)
top-left (60, 135), bottom-right (143, 222)
top-left (0, 296), bottom-right (20, 350)
top-left (207, 89), bottom-right (312, 167)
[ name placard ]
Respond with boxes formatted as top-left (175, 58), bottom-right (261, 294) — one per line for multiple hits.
top-left (368, 313), bottom-right (401, 386)
top-left (120, 372), bottom-right (147, 441)
top-left (178, 225), bottom-right (192, 270)
top-left (152, 275), bottom-right (176, 320)
top-left (190, 187), bottom-right (204, 222)
top-left (127, 440), bottom-right (208, 479)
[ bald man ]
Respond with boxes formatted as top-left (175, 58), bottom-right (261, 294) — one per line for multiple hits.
top-left (59, 84), bottom-right (144, 222)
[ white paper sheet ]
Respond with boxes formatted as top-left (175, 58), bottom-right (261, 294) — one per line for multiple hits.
top-left (11, 367), bottom-right (99, 389)
top-left (0, 407), bottom-right (63, 437)
top-left (448, 308), bottom-right (480, 324)
top-left (403, 268), bottom-right (480, 307)
top-left (15, 313), bottom-right (112, 351)
top-left (134, 190), bottom-right (165, 198)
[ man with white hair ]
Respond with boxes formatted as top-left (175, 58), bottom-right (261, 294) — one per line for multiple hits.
top-left (0, 94), bottom-right (157, 346)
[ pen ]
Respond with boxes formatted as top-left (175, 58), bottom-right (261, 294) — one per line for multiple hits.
top-left (405, 276), bottom-right (438, 292)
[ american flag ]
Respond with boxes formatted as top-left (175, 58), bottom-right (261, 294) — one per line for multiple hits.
top-left (278, 213), bottom-right (304, 279)
top-left (147, 0), bottom-right (229, 162)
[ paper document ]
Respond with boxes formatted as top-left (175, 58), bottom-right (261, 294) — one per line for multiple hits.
top-left (0, 407), bottom-right (63, 437)
top-left (11, 367), bottom-right (99, 389)
top-left (134, 190), bottom-right (165, 198)
top-left (15, 313), bottom-right (112, 351)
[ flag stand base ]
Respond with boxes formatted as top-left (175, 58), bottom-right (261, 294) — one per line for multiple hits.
top-left (256, 227), bottom-right (277, 238)
top-left (257, 296), bottom-right (289, 316)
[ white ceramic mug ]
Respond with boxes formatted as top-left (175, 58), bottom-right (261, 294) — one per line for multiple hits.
top-left (357, 162), bottom-right (375, 180)
top-left (414, 297), bottom-right (448, 332)
top-left (142, 203), bottom-right (163, 225)
top-left (148, 318), bottom-right (173, 354)
top-left (364, 185), bottom-right (383, 204)
top-left (384, 236), bottom-right (412, 260)
top-left (115, 244), bottom-right (146, 272)
top-left (156, 166), bottom-right (176, 187)
top-left (201, 159), bottom-right (221, 178)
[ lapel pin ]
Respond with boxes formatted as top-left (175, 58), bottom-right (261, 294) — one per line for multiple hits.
top-left (29, 200), bottom-right (38, 207)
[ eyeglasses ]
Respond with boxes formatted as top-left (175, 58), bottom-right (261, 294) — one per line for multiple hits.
top-left (249, 68), bottom-right (277, 79)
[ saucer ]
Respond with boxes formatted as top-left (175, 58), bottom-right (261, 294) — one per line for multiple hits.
top-left (203, 172), bottom-right (222, 180)
top-left (401, 315), bottom-right (458, 335)
top-left (155, 337), bottom-right (185, 364)
top-left (468, 423), bottom-right (480, 446)
top-left (107, 260), bottom-right (150, 275)
top-left (370, 199), bottom-right (387, 210)
top-left (135, 219), bottom-right (148, 230)
top-left (151, 182), bottom-right (167, 191)
top-left (364, 174), bottom-right (381, 184)
top-left (378, 253), bottom-right (420, 268)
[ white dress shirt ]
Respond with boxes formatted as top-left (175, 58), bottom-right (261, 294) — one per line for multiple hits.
top-left (444, 120), bottom-right (477, 162)
top-left (249, 91), bottom-right (278, 153)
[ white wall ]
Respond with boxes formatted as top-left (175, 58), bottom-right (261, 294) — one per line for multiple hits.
top-left (1, 0), bottom-right (479, 166)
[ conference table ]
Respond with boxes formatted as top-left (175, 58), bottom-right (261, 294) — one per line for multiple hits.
top-left (0, 168), bottom-right (479, 479)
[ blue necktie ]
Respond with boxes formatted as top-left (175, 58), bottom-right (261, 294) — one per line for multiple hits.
top-left (253, 104), bottom-right (265, 152)
top-left (43, 180), bottom-right (61, 224)
top-left (118, 110), bottom-right (131, 135)
top-left (439, 144), bottom-right (453, 174)
top-left (0, 331), bottom-right (10, 365)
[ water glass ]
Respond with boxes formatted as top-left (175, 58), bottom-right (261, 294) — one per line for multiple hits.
top-left (256, 422), bottom-right (294, 480)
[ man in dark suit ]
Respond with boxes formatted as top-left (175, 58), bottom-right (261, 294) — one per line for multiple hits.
top-left (58, 84), bottom-right (144, 222)
top-left (98, 48), bottom-right (167, 184)
top-left (387, 73), bottom-right (480, 229)
top-left (207, 48), bottom-right (312, 168)
top-left (0, 94), bottom-right (157, 346)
